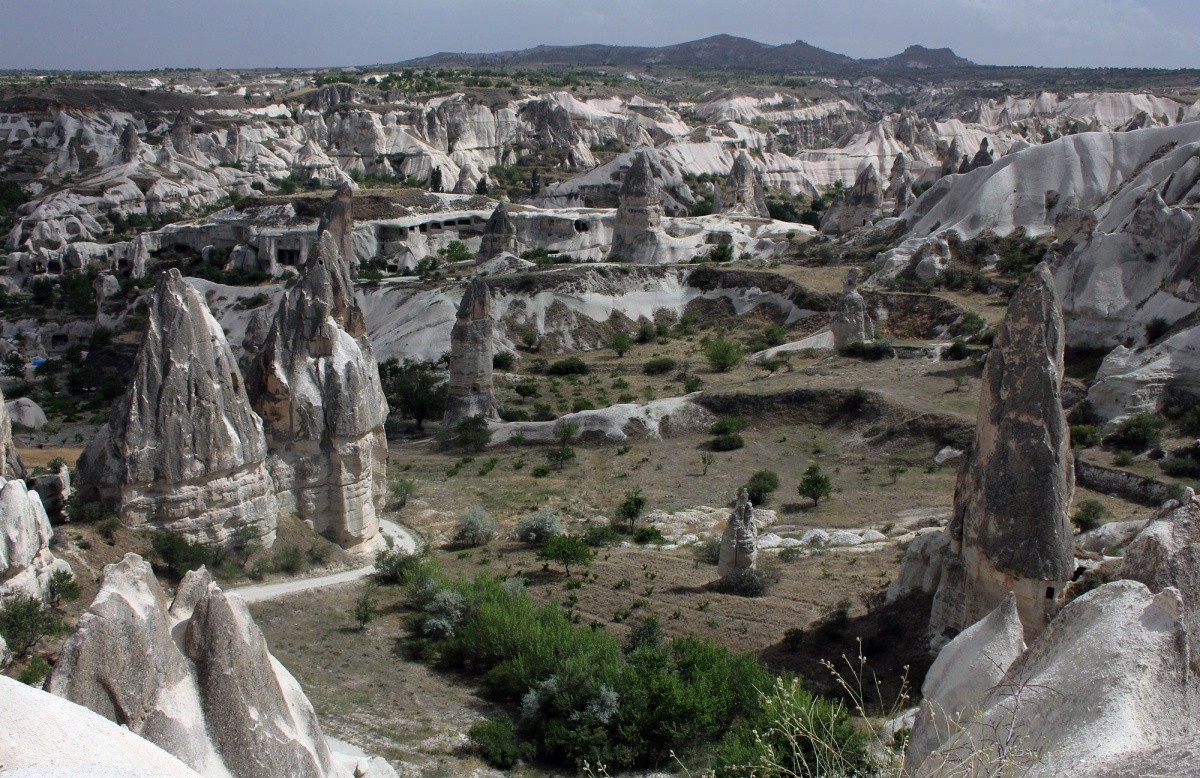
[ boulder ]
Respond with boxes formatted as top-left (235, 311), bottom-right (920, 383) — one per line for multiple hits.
top-left (915, 582), bottom-right (1195, 777)
top-left (718, 489), bottom-right (757, 576)
top-left (905, 593), bottom-right (1025, 772)
top-left (1075, 518), bottom-right (1145, 554)
top-left (827, 531), bottom-right (863, 547)
top-left (5, 397), bottom-right (46, 430)
top-left (443, 278), bottom-right (499, 427)
top-left (75, 268), bottom-right (278, 548)
top-left (931, 263), bottom-right (1075, 643)
top-left (0, 476), bottom-right (70, 600)
top-left (1120, 488), bottom-right (1200, 643)
top-left (28, 460), bottom-right (71, 523)
top-left (246, 188), bottom-right (388, 550)
top-left (886, 530), bottom-right (949, 604)
top-left (48, 554), bottom-right (337, 778)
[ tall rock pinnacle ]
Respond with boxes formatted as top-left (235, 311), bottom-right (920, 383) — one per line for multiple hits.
top-left (444, 277), bottom-right (500, 427)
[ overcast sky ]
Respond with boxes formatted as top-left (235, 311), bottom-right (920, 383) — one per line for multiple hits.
top-left (1, 0), bottom-right (1196, 71)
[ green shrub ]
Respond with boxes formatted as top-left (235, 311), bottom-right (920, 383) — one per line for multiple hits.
top-left (616, 486), bottom-right (647, 533)
top-left (374, 546), bottom-right (420, 584)
top-left (704, 337), bottom-right (745, 372)
top-left (710, 416), bottom-right (747, 435)
top-left (17, 655), bottom-right (52, 686)
top-left (0, 592), bottom-right (64, 657)
top-left (47, 569), bottom-right (80, 607)
top-left (1071, 424), bottom-right (1102, 449)
top-left (469, 716), bottom-right (526, 769)
top-left (97, 515), bottom-right (122, 543)
top-left (1072, 499), bottom-right (1107, 533)
top-left (547, 357), bottom-right (589, 376)
top-left (693, 537), bottom-right (722, 565)
top-left (273, 546), bottom-right (304, 575)
top-left (538, 534), bottom-right (596, 576)
top-left (455, 507), bottom-right (496, 547)
top-left (709, 567), bottom-right (771, 597)
top-left (1163, 452), bottom-right (1200, 479)
top-left (743, 470), bottom-right (780, 505)
top-left (515, 507), bottom-right (563, 544)
top-left (633, 526), bottom-right (666, 545)
top-left (798, 465), bottom-right (832, 506)
top-left (531, 465), bottom-right (551, 478)
top-left (492, 352), bottom-right (515, 371)
top-left (1108, 412), bottom-right (1168, 452)
top-left (642, 357), bottom-right (677, 375)
top-left (1113, 450), bottom-right (1136, 466)
top-left (712, 433), bottom-right (745, 452)
top-left (151, 532), bottom-right (215, 580)
top-left (584, 525), bottom-right (622, 547)
top-left (453, 415), bottom-right (493, 452)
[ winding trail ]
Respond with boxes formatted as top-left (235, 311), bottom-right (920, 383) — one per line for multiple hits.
top-left (232, 519), bottom-right (417, 604)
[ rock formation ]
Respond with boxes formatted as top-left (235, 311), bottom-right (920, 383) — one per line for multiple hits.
top-left (717, 489), bottom-right (758, 577)
top-left (969, 139), bottom-right (994, 170)
top-left (718, 151), bottom-right (770, 218)
top-left (930, 263), bottom-right (1075, 644)
top-left (608, 151), bottom-right (666, 264)
top-left (444, 278), bottom-right (500, 427)
top-left (885, 530), bottom-right (949, 603)
top-left (0, 475), bottom-right (71, 600)
top-left (1120, 488), bottom-right (1200, 644)
top-left (28, 459), bottom-right (71, 523)
top-left (0, 385), bottom-right (23, 479)
top-left (119, 122), bottom-right (141, 164)
top-left (913, 582), bottom-right (1197, 778)
top-left (75, 268), bottom-right (278, 548)
top-left (477, 202), bottom-right (519, 262)
top-left (830, 268), bottom-right (873, 350)
top-left (822, 163), bottom-right (884, 235)
top-left (246, 188), bottom-right (388, 550)
top-left (48, 554), bottom-right (336, 778)
top-left (905, 593), bottom-right (1026, 772)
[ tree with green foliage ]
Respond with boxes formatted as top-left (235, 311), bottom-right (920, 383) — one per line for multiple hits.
top-left (353, 582), bottom-right (379, 631)
top-left (379, 358), bottom-right (447, 431)
top-left (151, 531), bottom-right (214, 580)
top-left (0, 592), bottom-right (64, 657)
top-left (609, 330), bottom-right (634, 357)
top-left (704, 337), bottom-right (744, 372)
top-left (798, 465), bottom-right (832, 506)
top-left (744, 470), bottom-right (781, 505)
top-left (441, 240), bottom-right (472, 263)
top-left (231, 521), bottom-right (263, 566)
top-left (2, 352), bottom-right (24, 378)
top-left (537, 534), bottom-right (595, 577)
top-left (46, 569), bottom-right (81, 607)
top-left (616, 486), bottom-right (647, 533)
top-left (389, 477), bottom-right (415, 508)
top-left (454, 415), bottom-right (493, 452)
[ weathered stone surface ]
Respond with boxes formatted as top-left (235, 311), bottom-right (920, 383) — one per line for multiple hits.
top-left (886, 530), bottom-right (949, 604)
top-left (5, 397), bottom-right (46, 430)
top-left (915, 581), bottom-right (1196, 778)
top-left (28, 460), bottom-right (71, 523)
top-left (969, 138), bottom-right (994, 170)
top-left (1052, 205), bottom-right (1097, 246)
top-left (608, 151), bottom-right (666, 264)
top-left (247, 188), bottom-right (388, 550)
top-left (905, 592), bottom-right (1025, 773)
top-left (718, 151), bottom-right (770, 218)
top-left (831, 268), bottom-right (873, 350)
top-left (930, 263), bottom-right (1075, 643)
top-left (1075, 518), bottom-right (1145, 554)
top-left (444, 278), bottom-right (499, 427)
top-left (1120, 488), bottom-right (1200, 643)
top-left (0, 476), bottom-right (69, 600)
top-left (477, 202), bottom-right (519, 262)
top-left (75, 268), bottom-right (278, 548)
top-left (717, 489), bottom-right (757, 577)
top-left (821, 163), bottom-right (884, 235)
top-left (0, 385), bottom-right (25, 479)
top-left (49, 554), bottom-right (338, 778)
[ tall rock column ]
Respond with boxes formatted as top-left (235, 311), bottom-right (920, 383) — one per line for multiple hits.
top-left (444, 278), bottom-right (500, 427)
top-left (477, 202), bottom-right (519, 262)
top-left (717, 150), bottom-right (770, 218)
top-left (831, 268), bottom-right (873, 350)
top-left (718, 489), bottom-right (758, 577)
top-left (929, 263), bottom-right (1075, 644)
top-left (246, 187), bottom-right (388, 551)
top-left (608, 151), bottom-right (665, 264)
top-left (74, 268), bottom-right (278, 547)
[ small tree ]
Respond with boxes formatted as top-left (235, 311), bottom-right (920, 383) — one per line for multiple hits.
top-left (46, 569), bottom-right (80, 607)
top-left (616, 486), bottom-right (647, 533)
top-left (454, 507), bottom-right (496, 547)
top-left (704, 337), bottom-right (744, 372)
top-left (455, 415), bottom-right (493, 452)
top-left (609, 331), bottom-right (634, 357)
top-left (379, 358), bottom-right (447, 432)
top-left (231, 521), bottom-right (263, 566)
top-left (514, 381), bottom-right (540, 402)
top-left (2, 352), bottom-right (24, 378)
top-left (701, 452), bottom-right (716, 476)
top-left (798, 465), bottom-right (832, 506)
top-left (744, 470), bottom-right (780, 505)
top-left (515, 507), bottom-right (563, 543)
top-left (353, 582), bottom-right (379, 631)
top-left (538, 534), bottom-right (595, 577)
top-left (1072, 499), bottom-right (1108, 533)
top-left (389, 477), bottom-right (415, 508)
top-left (546, 446), bottom-right (576, 471)
top-left (0, 592), bottom-right (64, 657)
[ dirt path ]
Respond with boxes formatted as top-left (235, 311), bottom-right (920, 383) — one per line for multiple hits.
top-left (232, 520), bottom-right (417, 604)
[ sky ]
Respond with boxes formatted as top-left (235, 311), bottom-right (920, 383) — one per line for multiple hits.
top-left (0, 0), bottom-right (1196, 71)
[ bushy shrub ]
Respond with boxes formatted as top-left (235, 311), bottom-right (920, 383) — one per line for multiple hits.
top-left (1071, 499), bottom-right (1107, 533)
top-left (46, 569), bottom-right (80, 607)
top-left (693, 537), bottom-right (722, 565)
top-left (151, 532), bottom-right (215, 580)
top-left (374, 546), bottom-right (421, 584)
top-left (547, 357), bottom-right (589, 376)
top-left (1108, 412), bottom-right (1168, 452)
top-left (273, 546), bottom-right (304, 575)
top-left (709, 568), bottom-right (771, 597)
top-left (583, 525), bottom-right (622, 547)
top-left (743, 470), bottom-right (780, 505)
top-left (537, 534), bottom-right (595, 576)
top-left (17, 655), bottom-right (52, 686)
top-left (492, 352), bottom-right (515, 371)
top-left (455, 507), bottom-right (496, 547)
top-left (633, 526), bottom-right (666, 545)
top-left (642, 357), bottom-right (677, 375)
top-left (515, 507), bottom-right (563, 544)
top-left (1071, 424), bottom-right (1102, 449)
top-left (798, 465), bottom-right (832, 506)
top-left (704, 337), bottom-right (744, 372)
top-left (1163, 451), bottom-right (1200, 479)
top-left (709, 416), bottom-right (747, 435)
top-left (0, 592), bottom-right (64, 657)
top-left (469, 717), bottom-right (526, 769)
top-left (712, 433), bottom-right (745, 452)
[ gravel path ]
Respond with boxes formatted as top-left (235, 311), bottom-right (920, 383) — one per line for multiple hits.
top-left (231, 519), bottom-right (416, 603)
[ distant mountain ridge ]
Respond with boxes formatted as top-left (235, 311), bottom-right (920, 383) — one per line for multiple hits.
top-left (389, 34), bottom-right (973, 72)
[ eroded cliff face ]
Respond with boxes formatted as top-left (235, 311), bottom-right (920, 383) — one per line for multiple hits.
top-left (75, 268), bottom-right (278, 547)
top-left (246, 189), bottom-right (388, 550)
top-left (930, 263), bottom-right (1075, 644)
top-left (0, 475), bottom-right (71, 601)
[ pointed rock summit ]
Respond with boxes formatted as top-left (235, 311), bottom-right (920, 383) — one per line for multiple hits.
top-left (609, 151), bottom-right (666, 263)
top-left (75, 268), bottom-right (278, 547)
top-left (821, 163), bottom-right (884, 234)
top-left (930, 263), bottom-right (1075, 643)
top-left (718, 489), bottom-right (758, 577)
top-left (831, 268), bottom-right (873, 350)
top-left (477, 202), bottom-right (519, 262)
top-left (246, 187), bottom-right (388, 550)
top-left (444, 278), bottom-right (500, 427)
top-left (718, 151), bottom-right (770, 218)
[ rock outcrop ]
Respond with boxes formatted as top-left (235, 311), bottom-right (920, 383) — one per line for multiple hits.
top-left (608, 151), bottom-right (666, 264)
top-left (821, 163), bottom-right (884, 235)
top-left (0, 475), bottom-right (70, 600)
top-left (48, 554), bottom-right (336, 778)
top-left (717, 489), bottom-right (757, 577)
top-left (717, 151), bottom-right (769, 218)
top-left (905, 593), bottom-right (1026, 772)
top-left (75, 268), bottom-right (278, 548)
top-left (443, 278), bottom-right (499, 427)
top-left (0, 385), bottom-right (25, 479)
top-left (969, 139), bottom-right (994, 170)
top-left (28, 460), bottom-right (71, 523)
top-left (930, 263), bottom-right (1075, 644)
top-left (246, 188), bottom-right (388, 550)
top-left (477, 202), bottom-right (519, 262)
top-left (830, 268), bottom-right (873, 350)
top-left (913, 581), bottom-right (1197, 778)
top-left (886, 530), bottom-right (949, 603)
top-left (1120, 488), bottom-right (1200, 644)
